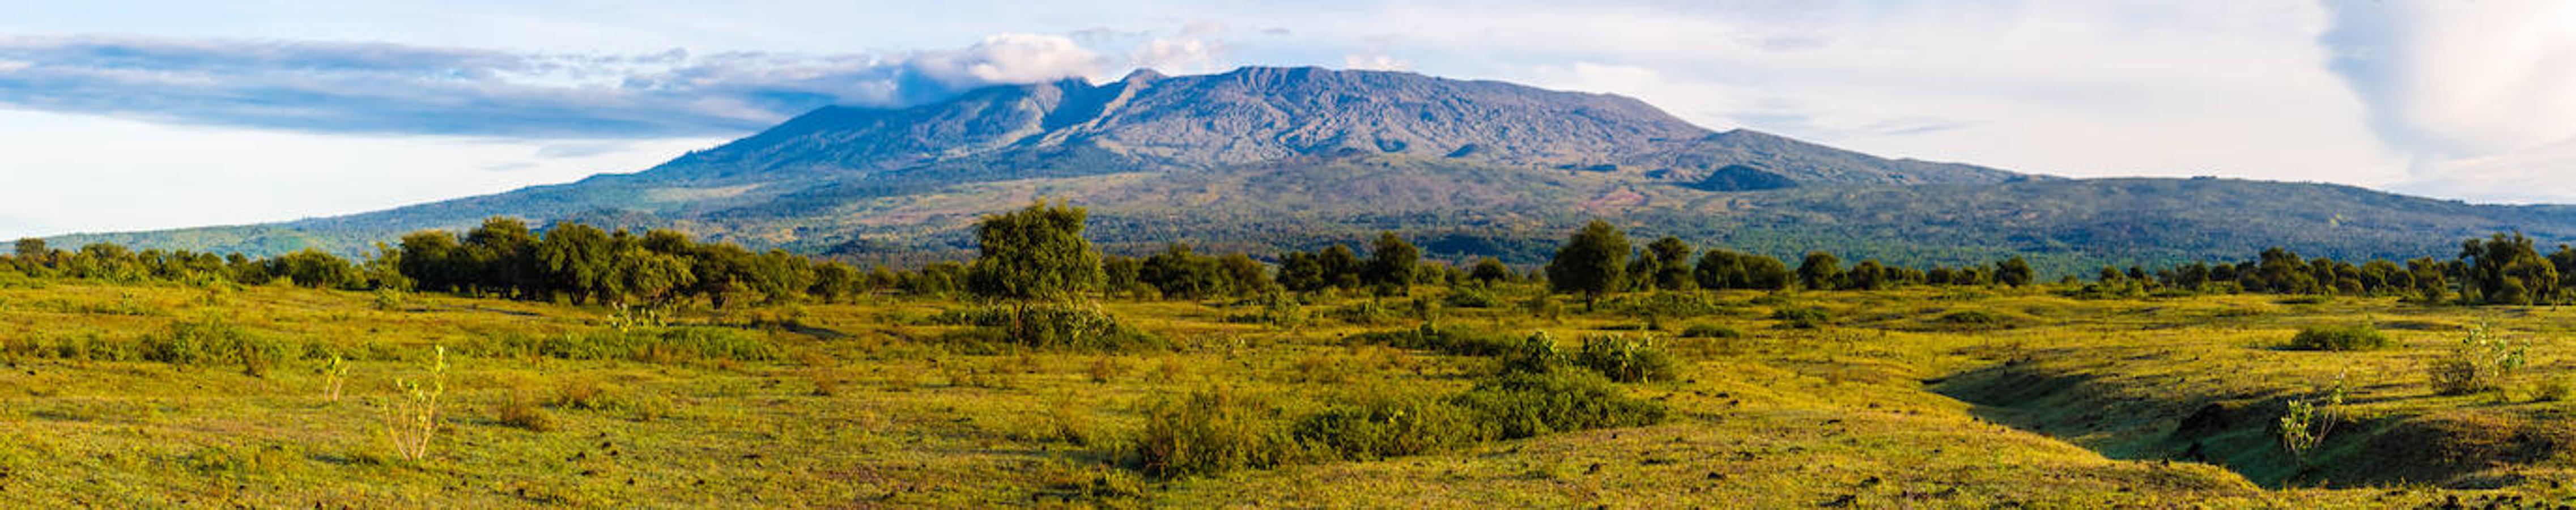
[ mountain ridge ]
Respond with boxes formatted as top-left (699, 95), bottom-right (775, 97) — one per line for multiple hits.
top-left (45, 66), bottom-right (2576, 277)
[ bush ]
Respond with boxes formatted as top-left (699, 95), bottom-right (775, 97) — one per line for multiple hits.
top-left (1502, 332), bottom-right (1563, 375)
top-left (1442, 286), bottom-right (1501, 308)
top-left (1329, 300), bottom-right (1396, 326)
top-left (1292, 393), bottom-right (1480, 461)
top-left (498, 393), bottom-right (556, 432)
top-left (1449, 371), bottom-right (1668, 440)
top-left (1134, 386), bottom-right (1299, 478)
top-left (2286, 325), bottom-right (2389, 351)
top-left (2428, 326), bottom-right (2526, 396)
top-left (1678, 324), bottom-right (1743, 339)
top-left (1571, 334), bottom-right (1677, 383)
top-left (141, 317), bottom-right (300, 376)
top-left (1771, 307), bottom-right (1830, 329)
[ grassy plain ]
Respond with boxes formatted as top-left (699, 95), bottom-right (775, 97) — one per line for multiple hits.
top-left (2, 277), bottom-right (2573, 508)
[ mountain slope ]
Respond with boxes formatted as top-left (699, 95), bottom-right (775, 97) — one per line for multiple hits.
top-left (48, 66), bottom-right (2576, 276)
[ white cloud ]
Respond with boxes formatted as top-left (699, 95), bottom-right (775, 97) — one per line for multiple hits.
top-left (1342, 53), bottom-right (1408, 71)
top-left (913, 33), bottom-right (1107, 85)
top-left (1128, 37), bottom-right (1222, 74)
top-left (0, 108), bottom-right (722, 239)
top-left (2323, 0), bottom-right (2576, 201)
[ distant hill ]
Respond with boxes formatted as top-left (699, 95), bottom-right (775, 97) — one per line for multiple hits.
top-left (51, 66), bottom-right (2576, 277)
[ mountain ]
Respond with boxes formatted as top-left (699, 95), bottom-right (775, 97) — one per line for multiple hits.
top-left (49, 66), bottom-right (2576, 276)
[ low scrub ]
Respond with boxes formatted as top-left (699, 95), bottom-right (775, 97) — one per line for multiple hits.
top-left (2286, 325), bottom-right (2390, 351)
top-left (1293, 393), bottom-right (1481, 461)
top-left (1134, 387), bottom-right (1299, 478)
top-left (141, 318), bottom-right (303, 376)
top-left (530, 326), bottom-right (778, 363)
top-left (2428, 326), bottom-right (2526, 396)
top-left (1571, 334), bottom-right (1678, 383)
top-left (1442, 286), bottom-right (1502, 309)
top-left (1449, 371), bottom-right (1669, 440)
top-left (1771, 306), bottom-right (1830, 329)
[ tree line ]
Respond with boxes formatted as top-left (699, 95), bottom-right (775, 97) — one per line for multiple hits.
top-left (7, 212), bottom-right (2570, 309)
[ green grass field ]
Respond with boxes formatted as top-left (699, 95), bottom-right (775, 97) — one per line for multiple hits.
top-left (3, 278), bottom-right (2571, 508)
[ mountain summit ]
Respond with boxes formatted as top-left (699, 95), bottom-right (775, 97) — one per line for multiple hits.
top-left (638, 66), bottom-right (2017, 188)
top-left (53, 66), bottom-right (2576, 273)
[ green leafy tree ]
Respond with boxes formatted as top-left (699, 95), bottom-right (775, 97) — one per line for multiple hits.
top-left (1319, 245), bottom-right (1363, 290)
top-left (1103, 255), bottom-right (1148, 299)
top-left (965, 201), bottom-right (1104, 304)
top-left (1843, 260), bottom-right (1888, 291)
top-left (749, 250), bottom-right (818, 304)
top-left (614, 246), bottom-right (695, 306)
top-left (1142, 243), bottom-right (1226, 299)
top-left (1995, 256), bottom-right (2034, 287)
top-left (1646, 237), bottom-right (1694, 291)
top-left (1363, 231), bottom-right (1419, 296)
top-left (463, 217), bottom-right (540, 298)
top-left (1469, 257), bottom-right (1514, 285)
top-left (1547, 220), bottom-right (1630, 308)
top-left (1797, 252), bottom-right (1843, 291)
top-left (811, 262), bottom-right (860, 303)
top-left (2462, 232), bottom-right (2558, 305)
top-left (1278, 252), bottom-right (1328, 292)
top-left (1219, 253), bottom-right (1277, 296)
top-left (12, 237), bottom-right (46, 267)
top-left (537, 222), bottom-right (617, 304)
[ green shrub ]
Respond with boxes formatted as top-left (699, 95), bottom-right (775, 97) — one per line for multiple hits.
top-left (1502, 332), bottom-right (1563, 375)
top-left (1292, 393), bottom-right (1480, 461)
top-left (1571, 334), bottom-right (1677, 383)
top-left (2286, 325), bottom-right (2389, 351)
top-left (1134, 386), bottom-right (1299, 478)
top-left (1449, 371), bottom-right (1667, 440)
top-left (1771, 307), bottom-right (1830, 329)
top-left (1329, 300), bottom-right (1396, 326)
top-left (2428, 325), bottom-right (2526, 396)
top-left (1678, 324), bottom-right (1742, 339)
top-left (140, 317), bottom-right (299, 376)
top-left (1442, 286), bottom-right (1501, 308)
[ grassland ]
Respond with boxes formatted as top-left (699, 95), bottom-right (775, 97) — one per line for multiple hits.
top-left (3, 276), bottom-right (2574, 508)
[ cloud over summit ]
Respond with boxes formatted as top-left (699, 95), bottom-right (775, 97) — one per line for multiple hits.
top-left (0, 33), bottom-right (1122, 138)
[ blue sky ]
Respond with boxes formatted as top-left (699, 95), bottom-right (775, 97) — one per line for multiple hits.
top-left (1, 1), bottom-right (2570, 239)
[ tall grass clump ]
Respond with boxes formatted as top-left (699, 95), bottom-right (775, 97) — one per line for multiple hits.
top-left (2286, 324), bottom-right (2390, 351)
top-left (1134, 386), bottom-right (1298, 478)
top-left (1771, 306), bottom-right (1830, 329)
top-left (1571, 334), bottom-right (1677, 383)
top-left (141, 317), bottom-right (300, 376)
top-left (1449, 371), bottom-right (1668, 440)
top-left (1291, 393), bottom-right (1480, 461)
